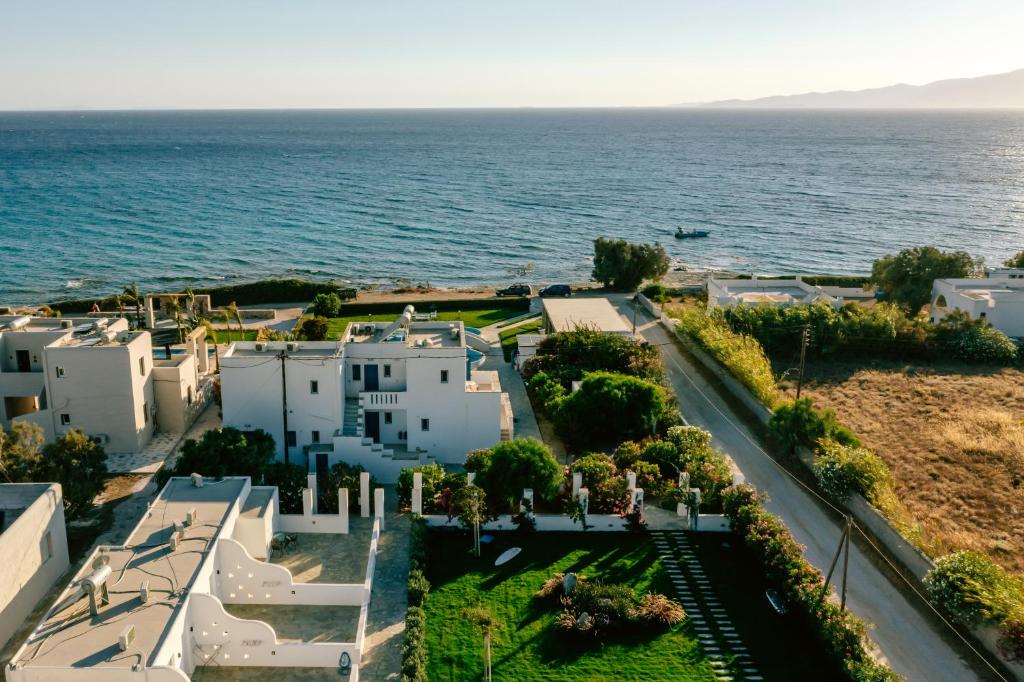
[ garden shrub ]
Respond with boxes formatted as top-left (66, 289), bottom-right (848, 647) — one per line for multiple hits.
top-left (570, 453), bottom-right (628, 514)
top-left (546, 577), bottom-right (683, 638)
top-left (630, 460), bottom-right (668, 497)
top-left (309, 292), bottom-right (342, 318)
top-left (673, 307), bottom-right (779, 406)
top-left (611, 440), bottom-right (643, 469)
top-left (813, 439), bottom-right (891, 503)
top-left (401, 605), bottom-right (428, 682)
top-left (462, 440), bottom-right (561, 514)
top-left (769, 398), bottom-right (860, 453)
top-left (932, 312), bottom-right (1019, 364)
top-left (408, 568), bottom-right (430, 607)
top-left (523, 328), bottom-right (665, 386)
top-left (998, 619), bottom-right (1024, 663)
top-left (924, 551), bottom-right (1024, 627)
top-left (526, 371), bottom-right (567, 416)
top-left (641, 282), bottom-right (669, 303)
top-left (297, 316), bottom-right (328, 340)
top-left (397, 463), bottom-right (447, 511)
top-left (317, 461), bottom-right (377, 513)
top-left (555, 371), bottom-right (668, 450)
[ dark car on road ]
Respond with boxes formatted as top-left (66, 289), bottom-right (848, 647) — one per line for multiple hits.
top-left (495, 284), bottom-right (532, 297)
top-left (539, 284), bottom-right (572, 298)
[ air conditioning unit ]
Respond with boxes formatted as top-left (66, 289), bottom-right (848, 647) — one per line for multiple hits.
top-left (286, 342), bottom-right (298, 352)
top-left (253, 342), bottom-right (267, 352)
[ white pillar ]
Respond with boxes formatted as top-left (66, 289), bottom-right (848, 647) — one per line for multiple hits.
top-left (338, 488), bottom-right (349, 534)
top-left (198, 335), bottom-right (210, 374)
top-left (626, 471), bottom-right (637, 490)
top-left (577, 487), bottom-right (589, 516)
top-left (412, 472), bottom-right (423, 515)
top-left (374, 487), bottom-right (385, 531)
top-left (732, 471), bottom-right (746, 486)
top-left (360, 472), bottom-right (370, 518)
top-left (571, 472), bottom-right (582, 498)
top-left (307, 473), bottom-right (318, 515)
top-left (678, 472), bottom-right (690, 490)
top-left (302, 487), bottom-right (314, 517)
top-left (689, 488), bottom-right (701, 531)
top-left (632, 488), bottom-right (644, 515)
top-left (521, 489), bottom-right (534, 518)
top-left (467, 472), bottom-right (476, 486)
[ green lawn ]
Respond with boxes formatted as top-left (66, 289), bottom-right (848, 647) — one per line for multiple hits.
top-left (424, 533), bottom-right (713, 682)
top-left (322, 307), bottom-right (526, 340)
top-left (498, 318), bottom-right (544, 360)
top-left (424, 532), bottom-right (842, 682)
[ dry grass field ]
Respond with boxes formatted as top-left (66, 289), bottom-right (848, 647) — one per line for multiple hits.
top-left (781, 361), bottom-right (1024, 575)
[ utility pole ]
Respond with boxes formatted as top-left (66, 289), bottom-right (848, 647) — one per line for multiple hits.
top-left (280, 350), bottom-right (290, 467)
top-left (822, 515), bottom-right (853, 610)
top-left (796, 324), bottom-right (810, 399)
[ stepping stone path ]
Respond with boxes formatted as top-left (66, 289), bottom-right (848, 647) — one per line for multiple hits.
top-left (650, 530), bottom-right (762, 681)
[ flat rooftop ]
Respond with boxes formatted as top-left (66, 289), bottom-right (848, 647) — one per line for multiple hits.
top-left (344, 320), bottom-right (464, 348)
top-left (225, 341), bottom-right (342, 359)
top-left (13, 477), bottom-right (248, 670)
top-left (0, 483), bottom-right (54, 533)
top-left (541, 298), bottom-right (632, 334)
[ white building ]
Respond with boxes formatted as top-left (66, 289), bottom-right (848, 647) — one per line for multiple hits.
top-left (540, 297), bottom-right (633, 335)
top-left (220, 308), bottom-right (513, 483)
top-left (706, 276), bottom-right (847, 310)
top-left (5, 474), bottom-right (379, 682)
top-left (930, 269), bottom-right (1024, 337)
top-left (0, 484), bottom-right (69, 652)
top-left (0, 316), bottom-right (211, 454)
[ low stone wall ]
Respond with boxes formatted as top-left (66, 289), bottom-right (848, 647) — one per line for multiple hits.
top-left (213, 307), bottom-right (278, 321)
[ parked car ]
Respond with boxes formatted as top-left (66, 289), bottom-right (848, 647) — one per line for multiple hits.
top-left (539, 284), bottom-right (572, 298)
top-left (496, 284), bottom-right (532, 297)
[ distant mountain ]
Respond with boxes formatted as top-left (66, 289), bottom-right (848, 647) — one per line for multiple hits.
top-left (702, 68), bottom-right (1024, 109)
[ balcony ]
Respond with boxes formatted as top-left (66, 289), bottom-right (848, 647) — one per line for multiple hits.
top-left (359, 391), bottom-right (407, 409)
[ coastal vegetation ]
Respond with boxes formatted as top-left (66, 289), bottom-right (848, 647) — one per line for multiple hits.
top-left (591, 237), bottom-right (669, 291)
top-left (869, 246), bottom-right (983, 314)
top-left (1005, 250), bottom-right (1024, 268)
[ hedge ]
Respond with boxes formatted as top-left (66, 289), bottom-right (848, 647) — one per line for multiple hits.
top-left (402, 517), bottom-right (430, 682)
top-left (722, 485), bottom-right (901, 681)
top-left (50, 278), bottom-right (355, 313)
top-left (334, 296), bottom-right (530, 317)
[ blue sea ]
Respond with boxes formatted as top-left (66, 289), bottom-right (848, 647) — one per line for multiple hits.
top-left (1, 109), bottom-right (1022, 303)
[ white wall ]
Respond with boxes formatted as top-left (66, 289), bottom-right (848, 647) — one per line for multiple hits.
top-left (44, 333), bottom-right (155, 453)
top-left (152, 354), bottom-right (198, 433)
top-left (0, 484), bottom-right (69, 650)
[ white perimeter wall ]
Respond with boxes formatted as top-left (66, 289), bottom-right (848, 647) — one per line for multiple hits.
top-left (0, 484), bottom-right (69, 650)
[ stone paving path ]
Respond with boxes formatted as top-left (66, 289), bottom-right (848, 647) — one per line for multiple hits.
top-left (651, 530), bottom-right (764, 682)
top-left (106, 430), bottom-right (183, 473)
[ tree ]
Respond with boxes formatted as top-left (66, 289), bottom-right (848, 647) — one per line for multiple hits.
top-left (592, 238), bottom-right (669, 291)
top-left (768, 398), bottom-right (859, 453)
top-left (464, 606), bottom-right (499, 682)
top-left (870, 246), bottom-right (982, 315)
top-left (310, 292), bottom-right (343, 318)
top-left (298, 316), bottom-right (329, 341)
top-left (226, 301), bottom-right (245, 342)
top-left (523, 328), bottom-right (664, 385)
top-left (453, 484), bottom-right (487, 556)
top-left (38, 431), bottom-right (109, 517)
top-left (555, 372), bottom-right (667, 450)
top-left (123, 282), bottom-right (143, 329)
top-left (164, 298), bottom-right (184, 343)
top-left (158, 427), bottom-right (276, 485)
top-left (1005, 251), bottom-right (1024, 268)
top-left (0, 422), bottom-right (45, 483)
top-left (476, 439), bottom-right (562, 513)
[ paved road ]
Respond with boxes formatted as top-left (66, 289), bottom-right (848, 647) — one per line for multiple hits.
top-left (608, 295), bottom-right (989, 682)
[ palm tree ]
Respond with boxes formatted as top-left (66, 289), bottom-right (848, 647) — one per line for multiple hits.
top-left (226, 301), bottom-right (244, 342)
top-left (164, 298), bottom-right (183, 344)
top-left (123, 283), bottom-right (142, 329)
top-left (464, 606), bottom-right (498, 682)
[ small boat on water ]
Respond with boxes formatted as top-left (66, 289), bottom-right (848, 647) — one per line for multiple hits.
top-left (675, 227), bottom-right (710, 239)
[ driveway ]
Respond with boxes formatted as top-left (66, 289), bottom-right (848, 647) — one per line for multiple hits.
top-left (606, 294), bottom-right (990, 682)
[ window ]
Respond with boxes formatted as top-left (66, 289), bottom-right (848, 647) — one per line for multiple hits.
top-left (352, 364), bottom-right (361, 381)
top-left (312, 430), bottom-right (321, 444)
top-left (143, 402), bottom-right (149, 423)
top-left (421, 418), bottom-right (430, 431)
top-left (55, 366), bottom-right (65, 378)
top-left (187, 386), bottom-right (194, 405)
top-left (383, 364), bottom-right (392, 378)
top-left (41, 531), bottom-right (53, 563)
top-left (286, 431), bottom-right (297, 447)
top-left (138, 356), bottom-right (146, 376)
top-left (980, 312), bottom-right (987, 318)
top-left (310, 380), bottom-right (319, 394)
top-left (60, 413), bottom-right (71, 425)
top-left (440, 369), bottom-right (449, 384)
top-left (384, 411), bottom-right (393, 425)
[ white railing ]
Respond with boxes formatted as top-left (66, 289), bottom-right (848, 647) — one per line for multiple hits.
top-left (360, 391), bottom-right (406, 408)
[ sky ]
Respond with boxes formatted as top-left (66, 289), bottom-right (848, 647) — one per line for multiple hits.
top-left (2, 0), bottom-right (1023, 110)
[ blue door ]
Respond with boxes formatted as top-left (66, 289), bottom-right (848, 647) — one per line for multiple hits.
top-left (364, 364), bottom-right (379, 391)
top-left (365, 411), bottom-right (380, 443)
